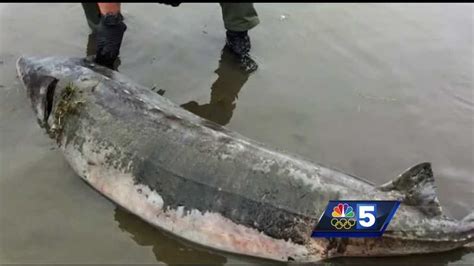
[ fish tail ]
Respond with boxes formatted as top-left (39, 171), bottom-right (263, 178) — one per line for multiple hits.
top-left (462, 212), bottom-right (474, 247)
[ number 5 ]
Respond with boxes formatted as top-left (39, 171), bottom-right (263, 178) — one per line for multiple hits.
top-left (357, 205), bottom-right (376, 228)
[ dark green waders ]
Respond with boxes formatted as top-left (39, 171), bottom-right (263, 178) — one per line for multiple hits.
top-left (81, 3), bottom-right (101, 31)
top-left (80, 3), bottom-right (260, 32)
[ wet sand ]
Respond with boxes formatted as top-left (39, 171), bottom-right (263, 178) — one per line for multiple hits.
top-left (1, 3), bottom-right (473, 264)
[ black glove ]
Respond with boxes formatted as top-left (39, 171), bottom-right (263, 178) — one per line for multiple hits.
top-left (157, 1), bottom-right (181, 7)
top-left (95, 12), bottom-right (127, 69)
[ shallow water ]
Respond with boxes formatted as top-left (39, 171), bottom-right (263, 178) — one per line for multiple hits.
top-left (0, 3), bottom-right (473, 265)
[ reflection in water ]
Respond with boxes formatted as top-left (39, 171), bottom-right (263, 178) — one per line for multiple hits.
top-left (114, 206), bottom-right (227, 265)
top-left (328, 248), bottom-right (472, 266)
top-left (181, 46), bottom-right (250, 126)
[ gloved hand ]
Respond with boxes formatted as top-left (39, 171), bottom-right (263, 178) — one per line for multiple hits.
top-left (157, 1), bottom-right (181, 7)
top-left (95, 12), bottom-right (127, 69)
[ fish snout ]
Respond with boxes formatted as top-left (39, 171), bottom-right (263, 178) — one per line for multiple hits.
top-left (16, 56), bottom-right (31, 86)
top-left (16, 56), bottom-right (59, 127)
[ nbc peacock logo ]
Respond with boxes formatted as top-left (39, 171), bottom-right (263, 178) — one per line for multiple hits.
top-left (330, 203), bottom-right (357, 230)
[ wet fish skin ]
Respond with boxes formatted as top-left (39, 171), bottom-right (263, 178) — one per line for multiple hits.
top-left (16, 56), bottom-right (474, 262)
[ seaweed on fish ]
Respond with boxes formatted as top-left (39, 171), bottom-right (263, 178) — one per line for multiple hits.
top-left (48, 83), bottom-right (85, 144)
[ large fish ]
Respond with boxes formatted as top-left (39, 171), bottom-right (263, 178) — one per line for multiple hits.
top-left (16, 56), bottom-right (473, 262)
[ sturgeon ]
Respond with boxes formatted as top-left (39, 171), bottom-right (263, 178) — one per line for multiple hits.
top-left (16, 56), bottom-right (474, 262)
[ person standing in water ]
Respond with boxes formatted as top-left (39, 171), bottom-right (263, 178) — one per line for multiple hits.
top-left (81, 3), bottom-right (260, 72)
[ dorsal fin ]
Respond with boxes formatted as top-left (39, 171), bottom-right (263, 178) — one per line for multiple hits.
top-left (379, 162), bottom-right (442, 217)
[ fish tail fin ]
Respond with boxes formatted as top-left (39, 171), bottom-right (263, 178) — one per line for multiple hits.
top-left (379, 162), bottom-right (443, 217)
top-left (462, 211), bottom-right (474, 224)
top-left (461, 212), bottom-right (474, 247)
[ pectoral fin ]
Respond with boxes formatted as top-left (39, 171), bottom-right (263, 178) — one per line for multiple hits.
top-left (379, 162), bottom-right (442, 217)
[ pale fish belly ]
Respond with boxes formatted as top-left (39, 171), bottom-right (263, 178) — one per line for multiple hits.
top-left (60, 137), bottom-right (326, 262)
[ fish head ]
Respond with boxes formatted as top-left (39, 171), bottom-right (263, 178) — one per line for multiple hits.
top-left (16, 56), bottom-right (87, 127)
